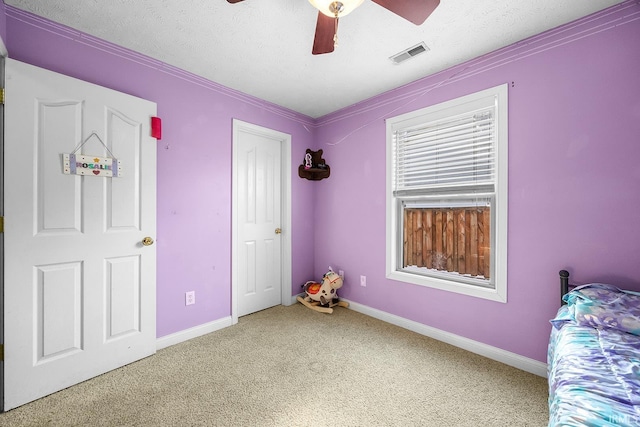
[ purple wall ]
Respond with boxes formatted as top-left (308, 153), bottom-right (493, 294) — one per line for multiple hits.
top-left (4, 7), bottom-right (318, 338)
top-left (3, 2), bottom-right (640, 363)
top-left (313, 1), bottom-right (640, 362)
top-left (0, 1), bottom-right (6, 47)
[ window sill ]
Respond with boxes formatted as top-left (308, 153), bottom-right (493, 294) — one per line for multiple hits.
top-left (386, 270), bottom-right (507, 303)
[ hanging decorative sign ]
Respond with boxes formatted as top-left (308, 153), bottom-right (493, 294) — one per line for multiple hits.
top-left (63, 154), bottom-right (121, 177)
top-left (62, 131), bottom-right (122, 177)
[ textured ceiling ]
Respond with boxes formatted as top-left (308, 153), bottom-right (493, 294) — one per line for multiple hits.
top-left (5, 0), bottom-right (626, 118)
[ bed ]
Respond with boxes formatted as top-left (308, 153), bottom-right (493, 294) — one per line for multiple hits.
top-left (548, 270), bottom-right (640, 426)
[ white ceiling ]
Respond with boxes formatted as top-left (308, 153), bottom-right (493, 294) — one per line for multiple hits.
top-left (5, 0), bottom-right (626, 118)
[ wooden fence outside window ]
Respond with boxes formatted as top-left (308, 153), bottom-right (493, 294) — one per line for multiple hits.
top-left (403, 207), bottom-right (491, 279)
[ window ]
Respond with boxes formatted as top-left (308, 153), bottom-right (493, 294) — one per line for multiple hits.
top-left (386, 84), bottom-right (508, 302)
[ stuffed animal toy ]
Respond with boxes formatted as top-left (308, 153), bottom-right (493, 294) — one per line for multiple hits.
top-left (297, 268), bottom-right (349, 314)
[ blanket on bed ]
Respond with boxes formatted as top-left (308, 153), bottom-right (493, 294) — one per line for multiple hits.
top-left (548, 284), bottom-right (640, 427)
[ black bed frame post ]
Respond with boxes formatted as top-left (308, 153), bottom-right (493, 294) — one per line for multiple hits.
top-left (559, 270), bottom-right (570, 305)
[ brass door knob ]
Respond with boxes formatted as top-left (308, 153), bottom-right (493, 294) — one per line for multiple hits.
top-left (275, 228), bottom-right (282, 235)
top-left (142, 237), bottom-right (154, 246)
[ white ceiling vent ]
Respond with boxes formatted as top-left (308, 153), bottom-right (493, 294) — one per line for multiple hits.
top-left (389, 42), bottom-right (430, 65)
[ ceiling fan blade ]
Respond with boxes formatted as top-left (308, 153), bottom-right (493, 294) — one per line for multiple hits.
top-left (372, 0), bottom-right (440, 25)
top-left (227, 0), bottom-right (244, 3)
top-left (312, 12), bottom-right (336, 55)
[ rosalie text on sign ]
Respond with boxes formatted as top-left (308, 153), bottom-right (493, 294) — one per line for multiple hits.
top-left (62, 153), bottom-right (121, 177)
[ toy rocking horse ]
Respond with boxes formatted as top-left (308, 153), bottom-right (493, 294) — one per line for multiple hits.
top-left (297, 268), bottom-right (349, 314)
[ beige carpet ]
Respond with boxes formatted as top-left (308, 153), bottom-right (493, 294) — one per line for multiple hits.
top-left (0, 304), bottom-right (548, 426)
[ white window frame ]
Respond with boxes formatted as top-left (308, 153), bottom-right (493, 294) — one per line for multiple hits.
top-left (385, 84), bottom-right (508, 302)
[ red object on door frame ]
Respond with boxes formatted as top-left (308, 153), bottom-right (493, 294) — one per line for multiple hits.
top-left (151, 117), bottom-right (162, 140)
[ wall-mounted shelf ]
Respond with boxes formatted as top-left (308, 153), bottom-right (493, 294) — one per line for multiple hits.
top-left (298, 166), bottom-right (330, 181)
top-left (299, 149), bottom-right (330, 181)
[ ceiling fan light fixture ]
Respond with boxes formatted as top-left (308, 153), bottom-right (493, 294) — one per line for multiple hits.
top-left (309, 0), bottom-right (365, 18)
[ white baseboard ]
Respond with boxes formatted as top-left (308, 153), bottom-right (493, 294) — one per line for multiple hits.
top-left (291, 292), bottom-right (305, 305)
top-left (342, 299), bottom-right (548, 378)
top-left (156, 316), bottom-right (233, 350)
top-left (155, 298), bottom-right (546, 377)
top-left (285, 293), bottom-right (301, 306)
top-left (161, 294), bottom-right (298, 349)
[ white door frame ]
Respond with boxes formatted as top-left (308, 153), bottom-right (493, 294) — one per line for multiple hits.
top-left (231, 119), bottom-right (292, 324)
top-left (0, 53), bottom-right (6, 412)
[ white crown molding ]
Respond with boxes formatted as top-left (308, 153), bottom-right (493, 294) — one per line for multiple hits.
top-left (4, 5), bottom-right (316, 126)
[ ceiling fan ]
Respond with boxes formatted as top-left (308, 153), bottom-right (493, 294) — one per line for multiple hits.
top-left (226, 0), bottom-right (440, 55)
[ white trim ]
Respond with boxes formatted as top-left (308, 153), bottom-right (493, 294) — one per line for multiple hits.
top-left (0, 36), bottom-right (7, 58)
top-left (156, 317), bottom-right (233, 350)
top-left (385, 84), bottom-right (508, 303)
top-left (281, 133), bottom-right (293, 308)
top-left (292, 293), bottom-right (305, 305)
top-left (343, 299), bottom-right (548, 378)
top-left (4, 6), bottom-right (315, 126)
top-left (231, 119), bottom-right (292, 325)
top-left (155, 299), bottom-right (547, 377)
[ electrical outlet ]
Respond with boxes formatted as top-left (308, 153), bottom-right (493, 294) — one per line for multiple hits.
top-left (360, 275), bottom-right (366, 287)
top-left (339, 270), bottom-right (344, 281)
top-left (185, 291), bottom-right (195, 306)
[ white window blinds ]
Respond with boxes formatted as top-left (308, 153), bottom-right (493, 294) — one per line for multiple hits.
top-left (392, 106), bottom-right (496, 196)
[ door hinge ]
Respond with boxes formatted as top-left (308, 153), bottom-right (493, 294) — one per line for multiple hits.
top-left (0, 344), bottom-right (3, 361)
top-left (0, 88), bottom-right (4, 104)
top-left (0, 216), bottom-right (3, 233)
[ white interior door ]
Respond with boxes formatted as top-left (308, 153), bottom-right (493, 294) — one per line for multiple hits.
top-left (3, 59), bottom-right (157, 410)
top-left (233, 120), bottom-right (290, 318)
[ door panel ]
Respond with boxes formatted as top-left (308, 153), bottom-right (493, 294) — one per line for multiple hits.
top-left (3, 59), bottom-right (157, 410)
top-left (105, 255), bottom-right (141, 339)
top-left (107, 108), bottom-right (141, 230)
top-left (37, 101), bottom-right (83, 235)
top-left (37, 262), bottom-right (83, 360)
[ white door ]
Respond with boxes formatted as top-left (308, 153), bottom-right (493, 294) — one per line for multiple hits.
top-left (3, 59), bottom-right (157, 410)
top-left (233, 120), bottom-right (290, 318)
